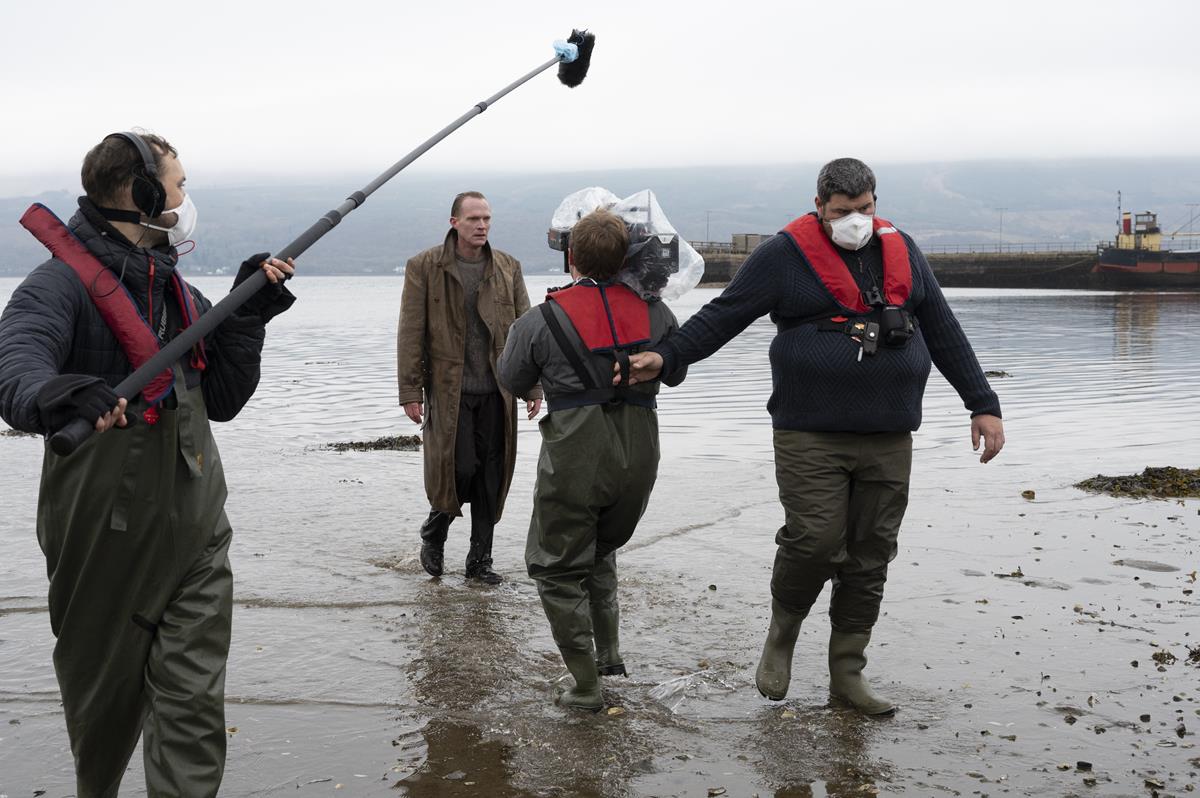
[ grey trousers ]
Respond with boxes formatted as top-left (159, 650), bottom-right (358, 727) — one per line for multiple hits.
top-left (771, 430), bottom-right (912, 633)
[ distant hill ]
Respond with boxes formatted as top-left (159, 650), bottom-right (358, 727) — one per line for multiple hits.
top-left (3, 159), bottom-right (1198, 276)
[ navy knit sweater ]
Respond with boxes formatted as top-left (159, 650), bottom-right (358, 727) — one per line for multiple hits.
top-left (655, 223), bottom-right (1001, 433)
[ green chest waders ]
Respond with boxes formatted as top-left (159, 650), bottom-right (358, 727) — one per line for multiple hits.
top-left (36, 368), bottom-right (235, 798)
top-left (525, 404), bottom-right (661, 710)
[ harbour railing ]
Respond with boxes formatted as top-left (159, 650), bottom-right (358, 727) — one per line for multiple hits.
top-left (691, 239), bottom-right (1103, 256)
top-left (920, 242), bottom-right (1098, 254)
top-left (691, 241), bottom-right (739, 253)
top-left (688, 238), bottom-right (1200, 256)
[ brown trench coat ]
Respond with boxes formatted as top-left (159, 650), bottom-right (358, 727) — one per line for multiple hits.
top-left (396, 230), bottom-right (541, 520)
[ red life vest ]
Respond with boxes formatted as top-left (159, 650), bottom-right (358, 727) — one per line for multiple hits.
top-left (547, 281), bottom-right (650, 352)
top-left (19, 202), bottom-right (208, 406)
top-left (782, 213), bottom-right (912, 313)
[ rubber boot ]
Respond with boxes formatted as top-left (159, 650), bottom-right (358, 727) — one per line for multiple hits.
top-left (828, 630), bottom-right (895, 716)
top-left (755, 599), bottom-right (804, 700)
top-left (556, 650), bottom-right (603, 711)
top-left (589, 554), bottom-right (626, 676)
top-left (591, 604), bottom-right (625, 676)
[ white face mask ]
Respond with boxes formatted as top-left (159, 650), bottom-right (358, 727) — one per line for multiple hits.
top-left (142, 194), bottom-right (197, 247)
top-left (826, 211), bottom-right (874, 250)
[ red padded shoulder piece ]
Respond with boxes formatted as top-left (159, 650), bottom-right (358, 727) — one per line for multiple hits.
top-left (547, 282), bottom-right (651, 352)
top-left (19, 203), bottom-right (205, 404)
top-left (782, 214), bottom-right (911, 312)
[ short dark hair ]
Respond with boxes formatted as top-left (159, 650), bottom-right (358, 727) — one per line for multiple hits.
top-left (81, 132), bottom-right (177, 207)
top-left (816, 157), bottom-right (876, 202)
top-left (570, 209), bottom-right (629, 280)
top-left (451, 191), bottom-right (487, 217)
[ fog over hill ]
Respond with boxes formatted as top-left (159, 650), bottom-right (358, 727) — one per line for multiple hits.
top-left (2, 159), bottom-right (1198, 276)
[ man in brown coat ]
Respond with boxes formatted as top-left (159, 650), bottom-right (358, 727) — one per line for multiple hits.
top-left (397, 191), bottom-right (542, 584)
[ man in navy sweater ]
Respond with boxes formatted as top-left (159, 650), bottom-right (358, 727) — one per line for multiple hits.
top-left (621, 158), bottom-right (1005, 715)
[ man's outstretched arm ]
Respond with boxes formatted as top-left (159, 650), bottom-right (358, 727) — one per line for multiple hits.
top-left (617, 236), bottom-right (789, 385)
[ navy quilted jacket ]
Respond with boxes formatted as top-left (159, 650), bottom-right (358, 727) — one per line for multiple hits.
top-left (655, 224), bottom-right (1001, 433)
top-left (0, 199), bottom-right (291, 434)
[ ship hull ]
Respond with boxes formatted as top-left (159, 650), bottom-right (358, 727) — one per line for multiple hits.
top-left (1096, 246), bottom-right (1200, 275)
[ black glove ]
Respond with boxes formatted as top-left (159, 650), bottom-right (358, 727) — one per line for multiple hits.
top-left (232, 252), bottom-right (296, 323)
top-left (36, 375), bottom-right (120, 432)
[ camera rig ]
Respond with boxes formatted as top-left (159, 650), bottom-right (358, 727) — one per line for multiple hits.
top-left (548, 201), bottom-right (681, 296)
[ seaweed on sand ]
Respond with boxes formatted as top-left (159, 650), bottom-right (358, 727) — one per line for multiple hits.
top-left (1074, 466), bottom-right (1200, 499)
top-left (324, 435), bottom-right (422, 452)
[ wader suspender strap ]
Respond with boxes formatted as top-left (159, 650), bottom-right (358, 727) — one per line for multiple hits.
top-left (539, 303), bottom-right (655, 411)
top-left (613, 349), bottom-right (631, 387)
top-left (540, 302), bottom-right (598, 390)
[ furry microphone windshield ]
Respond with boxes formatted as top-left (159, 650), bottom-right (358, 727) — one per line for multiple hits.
top-left (558, 29), bottom-right (596, 88)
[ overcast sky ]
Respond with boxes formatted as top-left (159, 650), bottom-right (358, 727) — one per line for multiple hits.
top-left (2, 0), bottom-right (1197, 194)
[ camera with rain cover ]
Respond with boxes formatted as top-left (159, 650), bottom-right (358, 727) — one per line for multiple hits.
top-left (548, 187), bottom-right (704, 301)
top-left (549, 217), bottom-right (680, 295)
top-left (621, 219), bottom-right (680, 296)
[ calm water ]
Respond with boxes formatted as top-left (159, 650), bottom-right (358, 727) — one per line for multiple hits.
top-left (1, 274), bottom-right (1198, 796)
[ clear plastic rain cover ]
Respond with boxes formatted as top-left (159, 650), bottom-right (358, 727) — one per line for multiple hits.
top-left (549, 187), bottom-right (705, 301)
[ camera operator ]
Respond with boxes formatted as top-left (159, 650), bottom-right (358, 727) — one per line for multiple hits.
top-left (497, 209), bottom-right (687, 711)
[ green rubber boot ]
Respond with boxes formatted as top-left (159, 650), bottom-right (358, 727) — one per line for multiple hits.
top-left (556, 650), bottom-right (603, 712)
top-left (828, 630), bottom-right (896, 716)
top-left (592, 603), bottom-right (626, 676)
top-left (755, 600), bottom-right (804, 700)
top-left (589, 554), bottom-right (626, 676)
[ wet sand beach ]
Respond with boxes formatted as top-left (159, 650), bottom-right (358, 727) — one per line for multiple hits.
top-left (2, 276), bottom-right (1198, 796)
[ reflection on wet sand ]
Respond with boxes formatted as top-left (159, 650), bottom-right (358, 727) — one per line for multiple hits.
top-left (399, 575), bottom-right (653, 797)
top-left (392, 719), bottom-right (539, 798)
top-left (408, 579), bottom-right (526, 712)
top-left (752, 703), bottom-right (885, 796)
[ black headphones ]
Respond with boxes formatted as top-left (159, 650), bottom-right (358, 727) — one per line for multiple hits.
top-left (106, 131), bottom-right (167, 218)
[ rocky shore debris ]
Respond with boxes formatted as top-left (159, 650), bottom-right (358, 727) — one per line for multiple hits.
top-left (324, 435), bottom-right (422, 452)
top-left (1075, 466), bottom-right (1200, 499)
top-left (0, 428), bottom-right (38, 438)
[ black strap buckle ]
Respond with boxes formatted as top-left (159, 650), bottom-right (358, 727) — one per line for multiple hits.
top-left (861, 287), bottom-right (885, 307)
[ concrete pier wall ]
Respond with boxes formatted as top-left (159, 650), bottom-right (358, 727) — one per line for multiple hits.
top-left (694, 246), bottom-right (1198, 290)
top-left (699, 253), bottom-right (745, 284)
top-left (698, 249), bottom-right (1101, 288)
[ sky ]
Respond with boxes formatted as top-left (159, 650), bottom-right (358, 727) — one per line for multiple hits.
top-left (1, 0), bottom-right (1198, 195)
